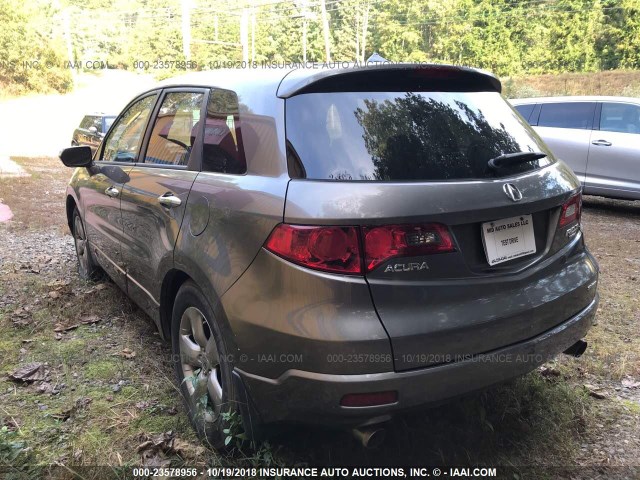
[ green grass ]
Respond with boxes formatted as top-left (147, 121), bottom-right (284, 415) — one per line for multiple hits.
top-left (83, 360), bottom-right (121, 381)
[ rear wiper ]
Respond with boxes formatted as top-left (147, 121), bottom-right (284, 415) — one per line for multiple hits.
top-left (488, 151), bottom-right (546, 170)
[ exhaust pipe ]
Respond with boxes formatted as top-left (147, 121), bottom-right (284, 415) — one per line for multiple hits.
top-left (564, 340), bottom-right (587, 358)
top-left (352, 425), bottom-right (386, 449)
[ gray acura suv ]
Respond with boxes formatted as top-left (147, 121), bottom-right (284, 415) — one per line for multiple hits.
top-left (59, 64), bottom-right (599, 448)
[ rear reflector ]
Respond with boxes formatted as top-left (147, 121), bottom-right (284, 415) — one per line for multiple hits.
top-left (363, 223), bottom-right (455, 272)
top-left (559, 192), bottom-right (582, 227)
top-left (264, 224), bottom-right (361, 274)
top-left (265, 222), bottom-right (456, 275)
top-left (340, 391), bottom-right (398, 407)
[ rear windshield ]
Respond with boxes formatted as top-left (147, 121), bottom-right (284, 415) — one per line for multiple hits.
top-left (285, 91), bottom-right (553, 181)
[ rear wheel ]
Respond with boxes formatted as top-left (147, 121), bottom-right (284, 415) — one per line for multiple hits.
top-left (72, 208), bottom-right (101, 280)
top-left (171, 281), bottom-right (257, 449)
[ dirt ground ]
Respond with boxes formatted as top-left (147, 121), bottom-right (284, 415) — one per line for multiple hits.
top-left (0, 157), bottom-right (639, 479)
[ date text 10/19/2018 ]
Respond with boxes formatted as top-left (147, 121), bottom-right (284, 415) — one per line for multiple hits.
top-left (132, 466), bottom-right (498, 478)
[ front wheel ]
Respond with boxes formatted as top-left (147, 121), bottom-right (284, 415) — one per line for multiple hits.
top-left (171, 281), bottom-right (258, 449)
top-left (72, 207), bottom-right (101, 280)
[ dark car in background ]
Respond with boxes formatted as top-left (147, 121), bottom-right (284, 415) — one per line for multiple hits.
top-left (511, 96), bottom-right (640, 200)
top-left (71, 113), bottom-right (116, 153)
top-left (58, 65), bottom-right (599, 449)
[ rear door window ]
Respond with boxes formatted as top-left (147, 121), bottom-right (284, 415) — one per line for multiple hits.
top-left (286, 91), bottom-right (552, 181)
top-left (144, 91), bottom-right (204, 166)
top-left (514, 104), bottom-right (535, 122)
top-left (537, 102), bottom-right (596, 130)
top-left (599, 103), bottom-right (640, 134)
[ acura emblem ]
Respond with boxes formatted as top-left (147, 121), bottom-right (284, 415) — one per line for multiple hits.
top-left (503, 183), bottom-right (523, 202)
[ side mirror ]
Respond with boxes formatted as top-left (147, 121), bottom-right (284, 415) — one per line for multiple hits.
top-left (60, 146), bottom-right (93, 168)
top-left (88, 126), bottom-right (98, 134)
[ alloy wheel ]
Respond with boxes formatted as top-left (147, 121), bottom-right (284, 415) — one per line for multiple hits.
top-left (178, 306), bottom-right (223, 423)
top-left (73, 215), bottom-right (89, 274)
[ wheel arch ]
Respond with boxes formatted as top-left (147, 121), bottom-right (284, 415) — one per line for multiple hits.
top-left (159, 265), bottom-right (235, 352)
top-left (159, 269), bottom-right (191, 340)
top-left (65, 194), bottom-right (77, 234)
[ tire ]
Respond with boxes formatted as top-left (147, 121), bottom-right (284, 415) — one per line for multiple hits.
top-left (171, 281), bottom-right (259, 450)
top-left (72, 207), bottom-right (101, 280)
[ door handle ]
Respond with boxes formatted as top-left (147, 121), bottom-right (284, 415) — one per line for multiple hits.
top-left (158, 192), bottom-right (182, 208)
top-left (105, 186), bottom-right (120, 198)
top-left (591, 139), bottom-right (612, 146)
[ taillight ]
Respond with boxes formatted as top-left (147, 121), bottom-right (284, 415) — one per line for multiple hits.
top-left (363, 223), bottom-right (455, 272)
top-left (265, 223), bottom-right (456, 275)
top-left (559, 192), bottom-right (582, 227)
top-left (264, 224), bottom-right (362, 274)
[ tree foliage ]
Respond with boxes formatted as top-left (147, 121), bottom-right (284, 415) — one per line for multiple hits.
top-left (0, 0), bottom-right (73, 95)
top-left (1, 0), bottom-right (640, 95)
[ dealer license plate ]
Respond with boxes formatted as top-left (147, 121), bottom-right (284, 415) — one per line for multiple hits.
top-left (481, 214), bottom-right (536, 266)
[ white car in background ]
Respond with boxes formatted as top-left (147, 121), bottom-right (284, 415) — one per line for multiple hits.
top-left (511, 96), bottom-right (640, 201)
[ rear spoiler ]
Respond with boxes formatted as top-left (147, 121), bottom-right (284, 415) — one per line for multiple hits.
top-left (277, 63), bottom-right (501, 98)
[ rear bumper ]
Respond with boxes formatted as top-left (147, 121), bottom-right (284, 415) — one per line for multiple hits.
top-left (237, 294), bottom-right (598, 426)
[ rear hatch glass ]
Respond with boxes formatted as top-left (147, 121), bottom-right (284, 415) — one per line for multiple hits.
top-left (285, 91), bottom-right (553, 181)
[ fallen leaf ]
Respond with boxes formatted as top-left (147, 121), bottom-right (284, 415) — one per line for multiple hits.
top-left (137, 431), bottom-right (176, 454)
top-left (12, 308), bottom-right (32, 327)
top-left (53, 315), bottom-right (101, 334)
top-left (121, 348), bottom-right (136, 359)
top-left (54, 323), bottom-right (79, 333)
top-left (9, 363), bottom-right (46, 383)
top-left (141, 452), bottom-right (171, 468)
top-left (80, 315), bottom-right (101, 325)
top-left (584, 384), bottom-right (608, 399)
top-left (13, 307), bottom-right (28, 317)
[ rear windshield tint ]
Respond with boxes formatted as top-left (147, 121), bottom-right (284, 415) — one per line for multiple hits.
top-left (286, 91), bottom-right (553, 181)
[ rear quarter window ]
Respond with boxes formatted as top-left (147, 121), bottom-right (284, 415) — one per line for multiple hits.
top-left (286, 91), bottom-right (552, 181)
